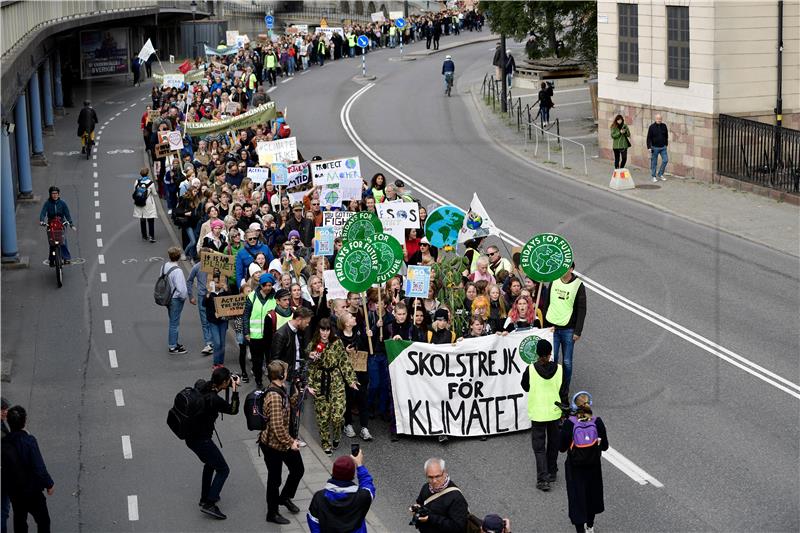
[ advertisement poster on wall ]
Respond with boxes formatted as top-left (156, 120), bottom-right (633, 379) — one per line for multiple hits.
top-left (80, 28), bottom-right (130, 79)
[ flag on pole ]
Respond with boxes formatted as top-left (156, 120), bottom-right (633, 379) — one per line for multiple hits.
top-left (458, 193), bottom-right (499, 243)
top-left (178, 59), bottom-right (192, 74)
top-left (137, 39), bottom-right (155, 62)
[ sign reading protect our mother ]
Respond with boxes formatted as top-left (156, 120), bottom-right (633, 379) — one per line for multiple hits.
top-left (386, 329), bottom-right (552, 437)
top-left (311, 157), bottom-right (361, 186)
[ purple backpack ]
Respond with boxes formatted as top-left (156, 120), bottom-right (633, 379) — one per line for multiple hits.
top-left (569, 415), bottom-right (599, 465)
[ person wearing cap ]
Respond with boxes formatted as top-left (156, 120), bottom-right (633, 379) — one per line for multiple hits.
top-left (243, 273), bottom-right (277, 388)
top-left (481, 514), bottom-right (511, 533)
top-left (235, 229), bottom-right (275, 288)
top-left (307, 450), bottom-right (375, 533)
top-left (442, 54), bottom-right (455, 94)
top-left (520, 339), bottom-right (568, 492)
top-left (285, 201), bottom-right (314, 248)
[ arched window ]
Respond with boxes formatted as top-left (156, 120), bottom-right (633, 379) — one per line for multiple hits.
top-left (379, 4), bottom-right (387, 17)
top-left (340, 1), bottom-right (350, 14)
top-left (368, 2), bottom-right (376, 16)
top-left (354, 1), bottom-right (364, 15)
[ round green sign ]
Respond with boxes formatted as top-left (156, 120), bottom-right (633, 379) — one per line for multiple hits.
top-left (368, 233), bottom-right (404, 284)
top-left (341, 212), bottom-right (383, 242)
top-left (424, 205), bottom-right (465, 248)
top-left (520, 233), bottom-right (574, 282)
top-left (518, 334), bottom-right (543, 365)
top-left (334, 240), bottom-right (379, 293)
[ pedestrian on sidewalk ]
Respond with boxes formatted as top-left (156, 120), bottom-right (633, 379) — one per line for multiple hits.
top-left (131, 55), bottom-right (141, 86)
top-left (647, 114), bottom-right (669, 182)
top-left (492, 43), bottom-right (503, 81)
top-left (307, 451), bottom-right (375, 533)
top-left (187, 257), bottom-right (215, 357)
top-left (610, 114), bottom-right (631, 169)
top-left (164, 246), bottom-right (189, 354)
top-left (132, 167), bottom-right (158, 243)
top-left (537, 82), bottom-right (555, 127)
top-left (505, 49), bottom-right (516, 89)
top-left (260, 360), bottom-right (305, 525)
top-left (1, 405), bottom-right (55, 533)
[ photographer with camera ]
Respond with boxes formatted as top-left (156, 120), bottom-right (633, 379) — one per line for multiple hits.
top-left (307, 447), bottom-right (375, 533)
top-left (409, 457), bottom-right (468, 533)
top-left (185, 367), bottom-right (240, 520)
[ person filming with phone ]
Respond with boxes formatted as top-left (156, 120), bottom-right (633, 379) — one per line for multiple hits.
top-left (307, 446), bottom-right (375, 533)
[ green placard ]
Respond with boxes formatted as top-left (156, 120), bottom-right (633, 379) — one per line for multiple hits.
top-left (334, 240), bottom-right (379, 293)
top-left (368, 233), bottom-right (404, 284)
top-left (520, 233), bottom-right (574, 282)
top-left (424, 205), bottom-right (465, 248)
top-left (518, 334), bottom-right (543, 365)
top-left (341, 211), bottom-right (383, 242)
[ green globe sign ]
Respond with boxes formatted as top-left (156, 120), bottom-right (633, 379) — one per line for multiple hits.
top-left (334, 240), bottom-right (379, 293)
top-left (520, 233), bottom-right (573, 282)
top-left (341, 212), bottom-right (383, 242)
top-left (368, 233), bottom-right (404, 284)
top-left (518, 334), bottom-right (542, 365)
top-left (424, 205), bottom-right (465, 248)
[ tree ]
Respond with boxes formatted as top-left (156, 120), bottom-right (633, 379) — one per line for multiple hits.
top-left (478, 1), bottom-right (597, 71)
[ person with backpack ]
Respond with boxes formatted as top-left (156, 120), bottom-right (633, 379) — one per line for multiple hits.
top-left (177, 367), bottom-right (240, 520)
top-left (1, 405), bottom-right (54, 533)
top-left (520, 339), bottom-right (567, 492)
top-left (132, 167), bottom-right (157, 242)
top-left (307, 451), bottom-right (375, 533)
top-left (159, 246), bottom-right (189, 354)
top-left (559, 391), bottom-right (608, 533)
top-left (260, 360), bottom-right (305, 525)
top-left (243, 273), bottom-right (277, 388)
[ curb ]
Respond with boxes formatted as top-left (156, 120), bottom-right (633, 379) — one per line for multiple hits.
top-left (408, 33), bottom-right (497, 57)
top-left (467, 86), bottom-right (800, 259)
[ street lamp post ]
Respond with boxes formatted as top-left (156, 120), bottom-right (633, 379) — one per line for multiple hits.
top-left (191, 0), bottom-right (197, 59)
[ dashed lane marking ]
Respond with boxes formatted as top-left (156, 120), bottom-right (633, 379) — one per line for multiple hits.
top-left (104, 320), bottom-right (112, 334)
top-left (114, 389), bottom-right (125, 406)
top-left (127, 495), bottom-right (139, 521)
top-left (95, 224), bottom-right (102, 233)
top-left (96, 238), bottom-right (103, 248)
top-left (100, 272), bottom-right (107, 283)
top-left (101, 293), bottom-right (109, 307)
top-left (121, 435), bottom-right (132, 459)
top-left (108, 349), bottom-right (117, 367)
top-left (98, 254), bottom-right (105, 264)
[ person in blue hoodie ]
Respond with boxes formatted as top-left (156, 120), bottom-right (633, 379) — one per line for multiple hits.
top-left (307, 451), bottom-right (375, 533)
top-left (235, 228), bottom-right (275, 287)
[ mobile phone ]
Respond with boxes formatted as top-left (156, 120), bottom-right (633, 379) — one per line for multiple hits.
top-left (351, 443), bottom-right (360, 457)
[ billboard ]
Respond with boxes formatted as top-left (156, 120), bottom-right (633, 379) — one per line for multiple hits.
top-left (80, 28), bottom-right (130, 79)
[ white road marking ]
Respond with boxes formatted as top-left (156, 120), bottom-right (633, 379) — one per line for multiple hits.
top-left (95, 212), bottom-right (100, 219)
top-left (94, 191), bottom-right (98, 197)
top-left (94, 182), bottom-right (98, 188)
top-left (115, 112), bottom-right (121, 117)
top-left (604, 448), bottom-right (664, 487)
top-left (267, 86), bottom-right (276, 93)
top-left (301, 70), bottom-right (310, 75)
top-left (114, 389), bottom-right (125, 406)
top-left (101, 293), bottom-right (109, 307)
top-left (94, 200), bottom-right (100, 207)
top-left (98, 254), bottom-right (105, 264)
top-left (109, 117), bottom-right (114, 121)
top-left (96, 238), bottom-right (103, 248)
top-left (95, 224), bottom-right (102, 233)
top-left (108, 349), bottom-right (118, 368)
top-left (104, 320), bottom-right (112, 334)
top-left (100, 272), bottom-right (107, 282)
top-left (92, 162), bottom-right (97, 168)
top-left (127, 495), bottom-right (139, 521)
top-left (93, 171), bottom-right (98, 178)
top-left (281, 77), bottom-right (293, 84)
top-left (104, 121), bottom-right (109, 126)
top-left (141, 97), bottom-right (146, 101)
top-left (92, 154), bottom-right (97, 160)
top-left (121, 435), bottom-right (132, 459)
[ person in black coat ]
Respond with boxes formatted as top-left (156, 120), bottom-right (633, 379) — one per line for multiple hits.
top-left (285, 202), bottom-right (315, 248)
top-left (559, 392), bottom-right (609, 533)
top-left (411, 457), bottom-right (468, 533)
top-left (271, 306), bottom-right (314, 383)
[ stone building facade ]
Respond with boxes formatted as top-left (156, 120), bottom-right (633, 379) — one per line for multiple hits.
top-left (596, 0), bottom-right (799, 181)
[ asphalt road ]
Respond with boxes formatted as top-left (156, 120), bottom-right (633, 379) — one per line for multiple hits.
top-left (1, 35), bottom-right (797, 533)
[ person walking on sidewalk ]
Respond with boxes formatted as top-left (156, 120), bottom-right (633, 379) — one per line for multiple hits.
top-left (647, 114), bottom-right (669, 182)
top-left (164, 246), bottom-right (189, 354)
top-left (132, 167), bottom-right (157, 243)
top-left (610, 115), bottom-right (631, 170)
top-left (505, 49), bottom-right (517, 89)
top-left (537, 82), bottom-right (555, 127)
top-left (260, 360), bottom-right (305, 525)
top-left (307, 451), bottom-right (375, 533)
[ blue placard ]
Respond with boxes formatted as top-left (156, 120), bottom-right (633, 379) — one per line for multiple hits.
top-left (404, 265), bottom-right (431, 298)
top-left (264, 15), bottom-right (274, 28)
top-left (395, 18), bottom-right (406, 29)
top-left (314, 226), bottom-right (336, 256)
top-left (356, 35), bottom-right (369, 49)
top-left (270, 162), bottom-right (289, 186)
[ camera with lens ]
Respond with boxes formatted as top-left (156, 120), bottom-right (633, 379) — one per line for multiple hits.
top-left (229, 373), bottom-right (240, 385)
top-left (546, 80), bottom-right (555, 89)
top-left (409, 504), bottom-right (430, 526)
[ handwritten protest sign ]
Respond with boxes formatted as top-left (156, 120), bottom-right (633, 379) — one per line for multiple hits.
top-left (311, 157), bottom-right (361, 187)
top-left (404, 265), bottom-right (431, 298)
top-left (314, 226), bottom-right (335, 256)
top-left (226, 30), bottom-right (240, 46)
top-left (349, 350), bottom-right (368, 372)
top-left (213, 294), bottom-right (246, 317)
top-left (371, 12), bottom-right (385, 22)
top-left (158, 131), bottom-right (184, 151)
top-left (247, 166), bottom-right (269, 185)
top-left (146, 110), bottom-right (160, 123)
top-left (161, 74), bottom-right (184, 88)
top-left (286, 162), bottom-right (310, 190)
top-left (154, 143), bottom-right (171, 159)
top-left (320, 187), bottom-right (342, 209)
top-left (339, 177), bottom-right (363, 201)
top-left (200, 250), bottom-right (235, 277)
top-left (256, 137), bottom-right (297, 165)
top-left (377, 201), bottom-right (420, 229)
top-left (270, 162), bottom-right (289, 186)
top-left (322, 211), bottom-right (354, 237)
top-left (323, 269), bottom-right (348, 300)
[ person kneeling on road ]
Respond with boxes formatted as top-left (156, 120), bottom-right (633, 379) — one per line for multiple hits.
top-left (410, 457), bottom-right (468, 533)
top-left (307, 449), bottom-right (375, 533)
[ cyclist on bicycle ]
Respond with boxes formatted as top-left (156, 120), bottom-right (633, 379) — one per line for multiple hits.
top-left (441, 54), bottom-right (455, 95)
top-left (77, 100), bottom-right (98, 154)
top-left (39, 186), bottom-right (75, 264)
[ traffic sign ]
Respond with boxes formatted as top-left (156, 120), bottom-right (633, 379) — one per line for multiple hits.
top-left (357, 35), bottom-right (369, 48)
top-left (264, 15), bottom-right (274, 29)
top-left (395, 18), bottom-right (406, 29)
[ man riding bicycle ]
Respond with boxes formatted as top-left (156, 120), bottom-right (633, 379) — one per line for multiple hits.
top-left (77, 100), bottom-right (98, 154)
top-left (39, 186), bottom-right (75, 264)
top-left (442, 54), bottom-right (455, 95)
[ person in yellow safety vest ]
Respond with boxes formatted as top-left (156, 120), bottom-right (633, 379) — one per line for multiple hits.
top-left (264, 47), bottom-right (279, 87)
top-left (389, 25), bottom-right (397, 48)
top-left (317, 38), bottom-right (327, 67)
top-left (242, 66), bottom-right (257, 100)
top-left (544, 262), bottom-right (586, 391)
top-left (347, 32), bottom-right (356, 58)
top-left (243, 273), bottom-right (277, 388)
top-left (520, 338), bottom-right (567, 492)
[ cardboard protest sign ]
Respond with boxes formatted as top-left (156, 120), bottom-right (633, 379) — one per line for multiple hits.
top-left (161, 74), bottom-right (184, 88)
top-left (247, 166), bottom-right (269, 185)
top-left (158, 131), bottom-right (184, 151)
top-left (322, 211), bottom-right (354, 237)
top-left (520, 233), bottom-right (574, 283)
top-left (404, 265), bottom-right (431, 298)
top-left (286, 162), bottom-right (310, 190)
top-left (386, 330), bottom-right (553, 437)
top-left (226, 30), bottom-right (240, 46)
top-left (154, 143), bottom-right (171, 159)
top-left (256, 137), bottom-right (297, 164)
top-left (314, 226), bottom-right (335, 256)
top-left (270, 162), bottom-right (289, 186)
top-left (323, 269), bottom-right (348, 300)
top-left (349, 350), bottom-right (368, 372)
top-left (377, 201), bottom-right (420, 229)
top-left (146, 110), bottom-right (160, 123)
top-left (200, 250), bottom-right (235, 278)
top-left (310, 157), bottom-right (361, 187)
top-left (225, 101), bottom-right (240, 115)
top-left (334, 240), bottom-right (379, 293)
top-left (371, 12), bottom-right (385, 22)
top-left (213, 294), bottom-right (246, 317)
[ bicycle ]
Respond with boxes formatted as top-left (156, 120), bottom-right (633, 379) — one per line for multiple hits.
top-left (81, 131), bottom-right (94, 159)
top-left (44, 217), bottom-right (69, 288)
top-left (444, 72), bottom-right (454, 97)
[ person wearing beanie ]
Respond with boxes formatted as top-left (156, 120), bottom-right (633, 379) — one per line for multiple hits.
top-left (307, 450), bottom-right (375, 533)
top-left (243, 272), bottom-right (277, 388)
top-left (520, 338), bottom-right (568, 492)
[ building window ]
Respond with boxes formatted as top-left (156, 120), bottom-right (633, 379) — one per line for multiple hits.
top-left (666, 6), bottom-right (690, 86)
top-left (617, 3), bottom-right (638, 80)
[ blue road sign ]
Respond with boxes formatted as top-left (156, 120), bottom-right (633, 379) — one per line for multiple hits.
top-left (357, 35), bottom-right (369, 48)
top-left (395, 18), bottom-right (406, 29)
top-left (265, 15), bottom-right (274, 29)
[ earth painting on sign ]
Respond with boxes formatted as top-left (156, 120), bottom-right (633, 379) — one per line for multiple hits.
top-left (425, 205), bottom-right (466, 248)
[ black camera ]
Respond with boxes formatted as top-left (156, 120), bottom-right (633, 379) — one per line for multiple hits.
top-left (409, 505), bottom-right (430, 526)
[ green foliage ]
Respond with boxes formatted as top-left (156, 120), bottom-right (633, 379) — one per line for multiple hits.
top-left (432, 251), bottom-right (471, 336)
top-left (479, 0), bottom-right (597, 71)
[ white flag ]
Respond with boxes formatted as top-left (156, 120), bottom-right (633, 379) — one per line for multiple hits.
top-left (458, 193), bottom-right (499, 243)
top-left (137, 39), bottom-right (155, 62)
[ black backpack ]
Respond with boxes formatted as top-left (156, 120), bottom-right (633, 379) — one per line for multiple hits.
top-left (244, 385), bottom-right (285, 431)
top-left (132, 178), bottom-right (149, 207)
top-left (154, 265), bottom-right (179, 307)
top-left (167, 381), bottom-right (208, 440)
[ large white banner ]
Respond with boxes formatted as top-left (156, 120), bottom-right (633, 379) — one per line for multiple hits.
top-left (386, 329), bottom-right (553, 437)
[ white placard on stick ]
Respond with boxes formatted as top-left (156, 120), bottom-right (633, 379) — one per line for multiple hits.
top-left (311, 157), bottom-right (361, 187)
top-left (247, 166), bottom-right (269, 185)
top-left (256, 137), bottom-right (297, 164)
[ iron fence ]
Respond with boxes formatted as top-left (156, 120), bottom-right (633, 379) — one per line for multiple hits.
top-left (717, 113), bottom-right (800, 193)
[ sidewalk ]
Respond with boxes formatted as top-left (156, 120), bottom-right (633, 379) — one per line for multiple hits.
top-left (469, 82), bottom-right (800, 257)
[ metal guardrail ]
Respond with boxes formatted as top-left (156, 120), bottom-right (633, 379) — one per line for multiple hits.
top-left (717, 113), bottom-right (800, 193)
